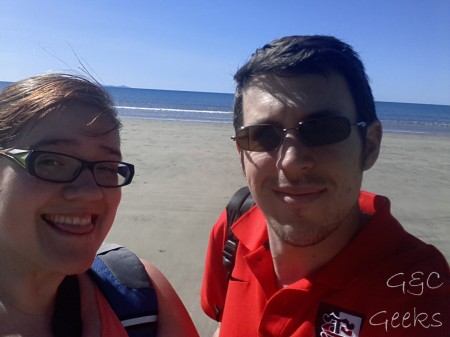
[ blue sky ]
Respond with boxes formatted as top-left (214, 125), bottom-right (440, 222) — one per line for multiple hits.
top-left (1, 0), bottom-right (449, 105)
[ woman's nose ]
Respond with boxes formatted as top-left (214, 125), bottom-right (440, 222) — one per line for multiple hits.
top-left (62, 168), bottom-right (103, 200)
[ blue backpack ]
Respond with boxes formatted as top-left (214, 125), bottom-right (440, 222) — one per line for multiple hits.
top-left (89, 243), bottom-right (158, 337)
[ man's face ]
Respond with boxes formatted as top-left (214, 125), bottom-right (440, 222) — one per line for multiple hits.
top-left (239, 73), bottom-right (380, 247)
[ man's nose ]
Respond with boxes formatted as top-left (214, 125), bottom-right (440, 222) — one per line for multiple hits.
top-left (276, 130), bottom-right (315, 174)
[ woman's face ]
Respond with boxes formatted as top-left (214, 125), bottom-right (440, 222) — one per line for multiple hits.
top-left (0, 104), bottom-right (122, 275)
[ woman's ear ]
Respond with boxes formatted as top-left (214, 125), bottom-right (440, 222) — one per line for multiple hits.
top-left (362, 120), bottom-right (382, 171)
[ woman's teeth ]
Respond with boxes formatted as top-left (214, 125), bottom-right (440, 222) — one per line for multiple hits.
top-left (43, 214), bottom-right (92, 226)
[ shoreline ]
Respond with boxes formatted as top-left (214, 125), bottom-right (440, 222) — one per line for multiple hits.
top-left (119, 115), bottom-right (450, 138)
top-left (107, 118), bottom-right (450, 336)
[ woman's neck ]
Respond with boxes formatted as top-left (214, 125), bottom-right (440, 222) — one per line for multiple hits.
top-left (0, 274), bottom-right (59, 337)
top-left (0, 246), bottom-right (63, 315)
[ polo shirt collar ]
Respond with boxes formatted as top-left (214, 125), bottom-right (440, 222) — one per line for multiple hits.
top-left (231, 205), bottom-right (268, 251)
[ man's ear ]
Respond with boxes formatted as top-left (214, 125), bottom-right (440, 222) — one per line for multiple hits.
top-left (363, 120), bottom-right (382, 171)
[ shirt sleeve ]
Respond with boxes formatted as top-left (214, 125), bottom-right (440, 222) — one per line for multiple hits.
top-left (201, 209), bottom-right (229, 321)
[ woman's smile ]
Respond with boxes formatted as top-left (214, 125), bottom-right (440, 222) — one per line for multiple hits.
top-left (42, 213), bottom-right (97, 234)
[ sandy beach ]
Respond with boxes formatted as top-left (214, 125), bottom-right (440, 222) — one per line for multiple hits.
top-left (106, 119), bottom-right (450, 336)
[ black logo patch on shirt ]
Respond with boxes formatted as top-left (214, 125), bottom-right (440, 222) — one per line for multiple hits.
top-left (315, 303), bottom-right (365, 337)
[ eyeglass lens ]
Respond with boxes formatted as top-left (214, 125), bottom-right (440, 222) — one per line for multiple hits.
top-left (30, 152), bottom-right (132, 186)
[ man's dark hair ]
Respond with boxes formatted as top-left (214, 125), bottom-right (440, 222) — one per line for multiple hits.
top-left (233, 35), bottom-right (377, 130)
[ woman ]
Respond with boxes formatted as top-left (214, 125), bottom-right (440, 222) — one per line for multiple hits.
top-left (0, 73), bottom-right (198, 337)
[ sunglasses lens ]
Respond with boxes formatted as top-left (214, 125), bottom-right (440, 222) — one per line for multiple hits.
top-left (235, 117), bottom-right (353, 152)
top-left (300, 117), bottom-right (351, 146)
top-left (236, 125), bottom-right (282, 151)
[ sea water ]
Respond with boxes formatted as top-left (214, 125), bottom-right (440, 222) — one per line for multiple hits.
top-left (0, 81), bottom-right (449, 136)
top-left (109, 86), bottom-right (233, 124)
top-left (108, 86), bottom-right (450, 136)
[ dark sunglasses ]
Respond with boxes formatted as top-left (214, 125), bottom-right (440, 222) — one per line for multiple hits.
top-left (0, 149), bottom-right (135, 188)
top-left (232, 116), bottom-right (367, 152)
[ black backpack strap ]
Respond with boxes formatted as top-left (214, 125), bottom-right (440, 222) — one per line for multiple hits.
top-left (89, 243), bottom-right (158, 337)
top-left (223, 186), bottom-right (255, 279)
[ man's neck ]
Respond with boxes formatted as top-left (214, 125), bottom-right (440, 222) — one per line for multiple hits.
top-left (268, 211), bottom-right (369, 288)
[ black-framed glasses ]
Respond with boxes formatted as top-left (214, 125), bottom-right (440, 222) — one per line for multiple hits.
top-left (0, 149), bottom-right (135, 187)
top-left (232, 116), bottom-right (367, 152)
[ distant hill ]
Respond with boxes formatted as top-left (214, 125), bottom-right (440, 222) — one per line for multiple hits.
top-left (106, 84), bottom-right (130, 88)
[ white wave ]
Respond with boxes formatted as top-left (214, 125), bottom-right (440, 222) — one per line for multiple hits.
top-left (116, 106), bottom-right (232, 114)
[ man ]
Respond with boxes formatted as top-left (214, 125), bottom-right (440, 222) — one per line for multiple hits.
top-left (201, 35), bottom-right (449, 337)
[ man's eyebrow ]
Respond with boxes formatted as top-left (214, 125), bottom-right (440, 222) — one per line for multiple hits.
top-left (250, 109), bottom-right (343, 125)
top-left (306, 109), bottom-right (343, 118)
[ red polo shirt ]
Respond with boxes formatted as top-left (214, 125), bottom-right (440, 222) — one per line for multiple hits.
top-left (201, 191), bottom-right (450, 336)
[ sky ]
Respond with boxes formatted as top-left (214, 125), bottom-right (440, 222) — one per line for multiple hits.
top-left (0, 0), bottom-right (449, 105)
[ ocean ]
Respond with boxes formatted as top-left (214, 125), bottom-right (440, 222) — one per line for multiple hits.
top-left (107, 86), bottom-right (450, 136)
top-left (1, 81), bottom-right (449, 136)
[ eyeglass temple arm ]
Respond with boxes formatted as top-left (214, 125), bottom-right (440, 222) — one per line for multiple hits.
top-left (355, 121), bottom-right (367, 128)
top-left (0, 149), bottom-right (29, 168)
